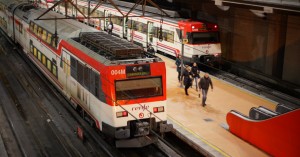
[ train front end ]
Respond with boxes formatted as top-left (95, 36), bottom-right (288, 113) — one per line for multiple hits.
top-left (103, 60), bottom-right (172, 148)
top-left (178, 20), bottom-right (221, 64)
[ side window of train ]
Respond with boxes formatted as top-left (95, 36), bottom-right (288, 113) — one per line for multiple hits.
top-left (70, 56), bottom-right (77, 80)
top-left (127, 20), bottom-right (132, 29)
top-left (29, 22), bottom-right (34, 31)
top-left (19, 24), bottom-right (23, 34)
top-left (38, 26), bottom-right (42, 38)
top-left (33, 23), bottom-right (38, 34)
top-left (83, 66), bottom-right (90, 90)
top-left (46, 33), bottom-right (52, 45)
top-left (42, 30), bottom-right (47, 41)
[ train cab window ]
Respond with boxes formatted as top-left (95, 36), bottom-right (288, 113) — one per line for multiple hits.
top-left (115, 77), bottom-right (162, 100)
top-left (33, 47), bottom-right (37, 57)
top-left (42, 30), bottom-right (47, 41)
top-left (42, 54), bottom-right (46, 66)
top-left (47, 59), bottom-right (52, 71)
top-left (38, 51), bottom-right (42, 61)
top-left (188, 32), bottom-right (219, 44)
top-left (46, 33), bottom-right (52, 44)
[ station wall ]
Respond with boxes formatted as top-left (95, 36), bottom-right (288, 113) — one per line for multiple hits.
top-left (198, 3), bottom-right (300, 86)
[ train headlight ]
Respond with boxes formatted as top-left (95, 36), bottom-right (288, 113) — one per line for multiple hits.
top-left (116, 111), bottom-right (128, 118)
top-left (153, 106), bottom-right (164, 113)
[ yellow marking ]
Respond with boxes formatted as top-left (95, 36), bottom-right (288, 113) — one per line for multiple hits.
top-left (168, 115), bottom-right (231, 157)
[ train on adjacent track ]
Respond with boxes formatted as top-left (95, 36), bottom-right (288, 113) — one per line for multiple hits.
top-left (38, 0), bottom-right (221, 64)
top-left (0, 0), bottom-right (173, 147)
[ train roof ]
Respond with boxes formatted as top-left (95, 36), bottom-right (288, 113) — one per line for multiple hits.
top-left (78, 0), bottom-right (185, 25)
top-left (20, 8), bottom-right (97, 39)
top-left (13, 5), bottom-right (162, 65)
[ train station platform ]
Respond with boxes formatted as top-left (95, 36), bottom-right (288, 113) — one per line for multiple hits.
top-left (158, 54), bottom-right (276, 157)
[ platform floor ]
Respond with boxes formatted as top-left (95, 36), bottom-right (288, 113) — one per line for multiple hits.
top-left (159, 54), bottom-right (276, 157)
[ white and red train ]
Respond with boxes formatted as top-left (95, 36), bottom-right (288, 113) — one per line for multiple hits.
top-left (39, 0), bottom-right (221, 63)
top-left (0, 0), bottom-right (172, 147)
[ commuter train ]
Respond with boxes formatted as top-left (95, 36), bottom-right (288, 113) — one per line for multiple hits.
top-left (38, 0), bottom-right (221, 63)
top-left (0, 0), bottom-right (172, 147)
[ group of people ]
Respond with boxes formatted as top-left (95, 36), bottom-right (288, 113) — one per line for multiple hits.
top-left (175, 56), bottom-right (213, 107)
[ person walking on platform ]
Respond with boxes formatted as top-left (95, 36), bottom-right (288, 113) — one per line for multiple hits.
top-left (175, 55), bottom-right (182, 82)
top-left (181, 66), bottom-right (192, 96)
top-left (191, 62), bottom-right (200, 91)
top-left (198, 73), bottom-right (213, 106)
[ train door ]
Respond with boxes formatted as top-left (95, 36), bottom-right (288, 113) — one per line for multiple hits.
top-left (72, 5), bottom-right (76, 17)
top-left (147, 21), bottom-right (154, 45)
top-left (104, 10), bottom-right (109, 30)
top-left (123, 17), bottom-right (128, 39)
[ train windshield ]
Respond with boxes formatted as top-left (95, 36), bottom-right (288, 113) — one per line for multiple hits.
top-left (115, 77), bottom-right (162, 100)
top-left (188, 32), bottom-right (219, 44)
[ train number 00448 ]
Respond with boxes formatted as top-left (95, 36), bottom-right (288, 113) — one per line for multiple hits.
top-left (111, 69), bottom-right (125, 75)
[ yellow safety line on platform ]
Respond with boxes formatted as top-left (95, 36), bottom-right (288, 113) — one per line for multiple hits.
top-left (167, 115), bottom-right (231, 157)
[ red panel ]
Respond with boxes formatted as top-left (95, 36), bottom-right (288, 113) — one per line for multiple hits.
top-left (227, 109), bottom-right (300, 156)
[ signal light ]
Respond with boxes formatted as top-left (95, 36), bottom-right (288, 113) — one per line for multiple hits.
top-left (153, 106), bottom-right (164, 113)
top-left (214, 25), bottom-right (218, 29)
top-left (116, 111), bottom-right (128, 118)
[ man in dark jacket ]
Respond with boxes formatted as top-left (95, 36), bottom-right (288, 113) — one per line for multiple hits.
top-left (198, 73), bottom-right (213, 106)
top-left (181, 66), bottom-right (192, 96)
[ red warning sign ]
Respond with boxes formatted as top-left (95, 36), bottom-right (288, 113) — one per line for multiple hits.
top-left (139, 113), bottom-right (144, 118)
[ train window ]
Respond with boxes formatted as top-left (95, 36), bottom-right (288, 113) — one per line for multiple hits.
top-left (83, 66), bottom-right (90, 90)
top-left (19, 24), bottom-right (23, 34)
top-left (189, 32), bottom-right (220, 44)
top-left (38, 27), bottom-right (42, 38)
top-left (33, 47), bottom-right (37, 57)
top-left (42, 54), bottom-right (46, 66)
top-left (115, 77), bottom-right (162, 100)
top-left (77, 61), bottom-right (84, 86)
top-left (46, 33), bottom-right (52, 45)
top-left (127, 20), bottom-right (132, 29)
top-left (33, 24), bottom-right (38, 34)
top-left (30, 44), bottom-right (33, 53)
top-left (29, 22), bottom-right (34, 31)
top-left (166, 31), bottom-right (174, 43)
top-left (42, 30), bottom-right (47, 41)
top-left (95, 73), bottom-right (104, 101)
top-left (38, 50), bottom-right (42, 61)
top-left (153, 27), bottom-right (158, 38)
top-left (89, 70), bottom-right (95, 94)
top-left (52, 65), bottom-right (57, 77)
top-left (52, 38), bottom-right (57, 48)
top-left (70, 56), bottom-right (77, 79)
top-left (47, 59), bottom-right (52, 71)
